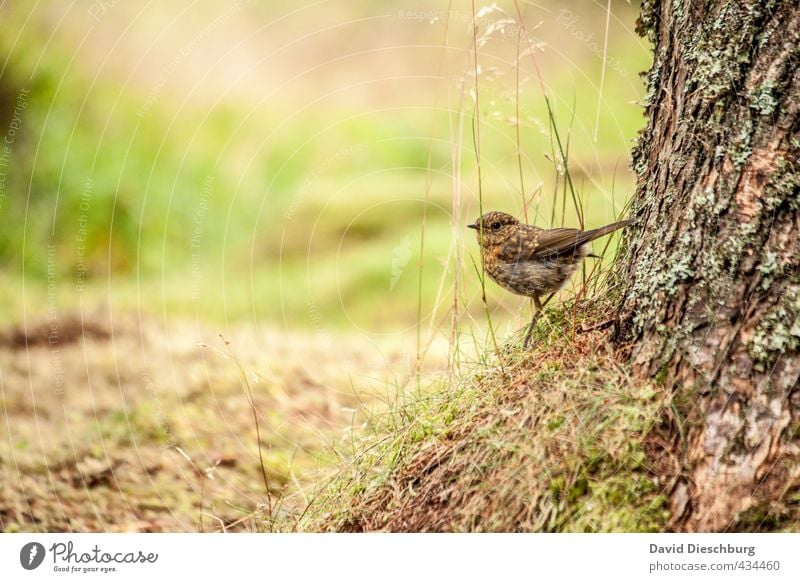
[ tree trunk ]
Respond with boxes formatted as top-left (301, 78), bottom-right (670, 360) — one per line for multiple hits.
top-left (617, 0), bottom-right (800, 531)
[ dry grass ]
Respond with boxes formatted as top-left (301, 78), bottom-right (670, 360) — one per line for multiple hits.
top-left (286, 300), bottom-right (675, 532)
top-left (0, 310), bottom-right (446, 532)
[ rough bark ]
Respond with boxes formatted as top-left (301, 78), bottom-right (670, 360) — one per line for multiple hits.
top-left (617, 0), bottom-right (800, 531)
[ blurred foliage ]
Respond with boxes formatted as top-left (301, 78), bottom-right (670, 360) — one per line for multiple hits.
top-left (0, 1), bottom-right (649, 328)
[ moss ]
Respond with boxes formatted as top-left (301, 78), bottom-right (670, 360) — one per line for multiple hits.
top-left (654, 362), bottom-right (670, 385)
top-left (735, 495), bottom-right (799, 532)
top-left (736, 505), bottom-right (781, 530)
top-left (288, 309), bottom-right (674, 532)
top-left (549, 477), bottom-right (566, 500)
top-left (568, 473), bottom-right (669, 532)
top-left (569, 477), bottom-right (589, 503)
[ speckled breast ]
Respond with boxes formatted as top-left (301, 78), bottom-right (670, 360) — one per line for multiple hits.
top-left (484, 246), bottom-right (587, 298)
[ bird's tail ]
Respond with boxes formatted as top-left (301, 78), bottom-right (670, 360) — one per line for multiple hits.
top-left (584, 217), bottom-right (637, 242)
top-left (532, 216), bottom-right (638, 259)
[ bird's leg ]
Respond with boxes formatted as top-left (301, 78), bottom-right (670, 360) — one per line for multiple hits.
top-left (523, 295), bottom-right (544, 348)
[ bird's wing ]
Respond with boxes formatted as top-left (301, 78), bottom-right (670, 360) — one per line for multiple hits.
top-left (497, 226), bottom-right (545, 262)
top-left (505, 220), bottom-right (635, 260)
top-left (530, 227), bottom-right (588, 258)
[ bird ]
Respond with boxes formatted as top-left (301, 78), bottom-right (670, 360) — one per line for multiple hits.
top-left (467, 211), bottom-right (636, 347)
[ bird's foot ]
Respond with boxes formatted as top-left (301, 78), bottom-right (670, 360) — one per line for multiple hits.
top-left (522, 324), bottom-right (536, 348)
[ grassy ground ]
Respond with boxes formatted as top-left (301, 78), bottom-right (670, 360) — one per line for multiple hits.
top-left (7, 299), bottom-right (796, 532)
top-left (0, 310), bottom-right (450, 531)
top-left (278, 298), bottom-right (677, 532)
top-left (0, 1), bottom-right (660, 532)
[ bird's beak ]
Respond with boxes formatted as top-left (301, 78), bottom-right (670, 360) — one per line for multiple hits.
top-left (467, 223), bottom-right (479, 230)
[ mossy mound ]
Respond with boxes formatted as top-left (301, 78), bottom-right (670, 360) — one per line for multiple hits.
top-left (285, 305), bottom-right (676, 532)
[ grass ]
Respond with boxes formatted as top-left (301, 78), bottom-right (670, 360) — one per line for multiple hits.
top-left (0, 0), bottom-right (649, 329)
top-left (4, 2), bottom-right (799, 535)
top-left (259, 3), bottom-right (663, 527)
top-left (271, 298), bottom-right (675, 532)
top-left (0, 1), bottom-right (662, 533)
top-left (0, 310), bottom-right (454, 531)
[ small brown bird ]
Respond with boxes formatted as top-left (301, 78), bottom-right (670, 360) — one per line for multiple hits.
top-left (468, 211), bottom-right (635, 346)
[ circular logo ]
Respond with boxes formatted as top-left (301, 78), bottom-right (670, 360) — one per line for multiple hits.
top-left (19, 542), bottom-right (46, 570)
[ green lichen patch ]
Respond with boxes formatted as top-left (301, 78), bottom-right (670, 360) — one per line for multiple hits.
top-left (750, 80), bottom-right (778, 115)
top-left (747, 286), bottom-right (800, 371)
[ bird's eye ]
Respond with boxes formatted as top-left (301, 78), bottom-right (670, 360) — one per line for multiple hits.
top-left (491, 221), bottom-right (502, 231)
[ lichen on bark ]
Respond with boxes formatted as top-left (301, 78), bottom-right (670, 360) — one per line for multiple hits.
top-left (619, 0), bottom-right (800, 531)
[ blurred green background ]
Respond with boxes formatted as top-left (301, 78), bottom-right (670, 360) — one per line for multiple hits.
top-left (0, 0), bottom-right (649, 334)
